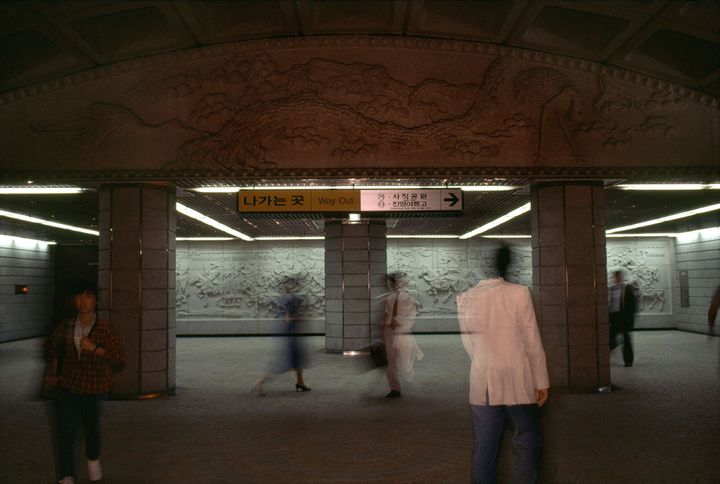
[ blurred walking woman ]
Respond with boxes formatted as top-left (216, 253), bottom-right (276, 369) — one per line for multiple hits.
top-left (46, 281), bottom-right (124, 483)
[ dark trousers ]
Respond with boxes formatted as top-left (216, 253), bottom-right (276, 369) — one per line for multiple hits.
top-left (609, 312), bottom-right (634, 366)
top-left (471, 404), bottom-right (542, 484)
top-left (55, 388), bottom-right (105, 478)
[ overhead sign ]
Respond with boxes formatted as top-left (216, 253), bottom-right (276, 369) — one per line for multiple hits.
top-left (238, 189), bottom-right (462, 213)
top-left (238, 190), bottom-right (360, 213)
top-left (360, 189), bottom-right (462, 212)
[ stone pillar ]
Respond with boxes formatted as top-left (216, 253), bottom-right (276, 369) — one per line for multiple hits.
top-left (98, 184), bottom-right (176, 398)
top-left (324, 220), bottom-right (387, 352)
top-left (531, 182), bottom-right (609, 392)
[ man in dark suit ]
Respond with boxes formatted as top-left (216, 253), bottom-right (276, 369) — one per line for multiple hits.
top-left (609, 271), bottom-right (638, 367)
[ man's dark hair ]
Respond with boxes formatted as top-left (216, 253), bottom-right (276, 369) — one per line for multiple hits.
top-left (495, 245), bottom-right (511, 279)
top-left (67, 279), bottom-right (98, 297)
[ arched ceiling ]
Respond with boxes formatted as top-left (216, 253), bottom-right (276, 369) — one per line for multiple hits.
top-left (1, 0), bottom-right (719, 97)
top-left (0, 1), bottom-right (718, 242)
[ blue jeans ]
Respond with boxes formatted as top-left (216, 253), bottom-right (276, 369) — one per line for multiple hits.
top-left (471, 404), bottom-right (542, 484)
top-left (55, 389), bottom-right (106, 478)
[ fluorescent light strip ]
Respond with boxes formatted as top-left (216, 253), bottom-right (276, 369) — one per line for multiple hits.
top-left (0, 209), bottom-right (99, 235)
top-left (176, 203), bottom-right (253, 241)
top-left (482, 235), bottom-right (531, 239)
top-left (0, 187), bottom-right (86, 194)
top-left (0, 234), bottom-right (56, 246)
top-left (615, 184), bottom-right (711, 190)
top-left (606, 233), bottom-right (677, 238)
top-left (176, 237), bottom-right (234, 241)
top-left (192, 185), bottom-right (517, 193)
top-left (387, 235), bottom-right (458, 239)
top-left (459, 203), bottom-right (531, 239)
top-left (606, 203), bottom-right (720, 233)
top-left (255, 236), bottom-right (325, 241)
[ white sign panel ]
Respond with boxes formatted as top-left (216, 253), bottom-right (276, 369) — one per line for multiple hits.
top-left (360, 189), bottom-right (463, 212)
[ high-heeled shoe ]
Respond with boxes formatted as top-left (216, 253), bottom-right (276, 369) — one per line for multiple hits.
top-left (295, 383), bottom-right (311, 392)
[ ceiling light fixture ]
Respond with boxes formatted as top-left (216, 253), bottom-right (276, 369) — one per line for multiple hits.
top-left (0, 234), bottom-right (57, 246)
top-left (387, 235), bottom-right (458, 239)
top-left (606, 203), bottom-right (720, 233)
top-left (606, 233), bottom-right (677, 238)
top-left (0, 187), bottom-right (85, 194)
top-left (615, 184), bottom-right (710, 190)
top-left (191, 185), bottom-right (518, 193)
top-left (176, 237), bottom-right (234, 241)
top-left (176, 203), bottom-right (253, 241)
top-left (459, 203), bottom-right (531, 239)
top-left (481, 235), bottom-right (531, 239)
top-left (0, 209), bottom-right (99, 235)
top-left (255, 236), bottom-right (325, 241)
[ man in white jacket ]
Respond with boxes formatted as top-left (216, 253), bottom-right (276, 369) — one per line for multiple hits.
top-left (457, 246), bottom-right (549, 484)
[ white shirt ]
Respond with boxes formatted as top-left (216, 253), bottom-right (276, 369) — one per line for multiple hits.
top-left (384, 289), bottom-right (417, 330)
top-left (457, 278), bottom-right (549, 406)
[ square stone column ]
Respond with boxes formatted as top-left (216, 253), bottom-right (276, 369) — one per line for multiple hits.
top-left (531, 182), bottom-right (609, 392)
top-left (98, 184), bottom-right (176, 398)
top-left (324, 220), bottom-right (387, 352)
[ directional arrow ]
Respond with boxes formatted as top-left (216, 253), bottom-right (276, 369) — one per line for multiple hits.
top-left (444, 192), bottom-right (459, 207)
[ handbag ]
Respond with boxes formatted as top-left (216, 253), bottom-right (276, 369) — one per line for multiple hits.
top-left (41, 322), bottom-right (67, 399)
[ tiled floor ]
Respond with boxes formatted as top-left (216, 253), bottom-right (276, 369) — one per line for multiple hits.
top-left (1, 331), bottom-right (718, 483)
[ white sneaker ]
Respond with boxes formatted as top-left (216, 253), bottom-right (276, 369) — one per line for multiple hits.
top-left (58, 477), bottom-right (75, 484)
top-left (87, 459), bottom-right (103, 481)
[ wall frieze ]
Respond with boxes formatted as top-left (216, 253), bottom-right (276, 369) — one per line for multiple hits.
top-left (1, 35), bottom-right (717, 108)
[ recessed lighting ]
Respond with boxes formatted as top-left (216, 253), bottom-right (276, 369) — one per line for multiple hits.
top-left (0, 187), bottom-right (85, 194)
top-left (255, 236), bottom-right (325, 241)
top-left (606, 203), bottom-right (720, 233)
top-left (175, 203), bottom-right (253, 241)
top-left (0, 234), bottom-right (56, 246)
top-left (459, 203), bottom-right (531, 239)
top-left (387, 235), bottom-right (458, 239)
top-left (615, 184), bottom-right (710, 190)
top-left (481, 235), bottom-right (531, 239)
top-left (0, 209), bottom-right (99, 235)
top-left (191, 184), bottom-right (518, 193)
top-left (176, 237), bottom-right (234, 241)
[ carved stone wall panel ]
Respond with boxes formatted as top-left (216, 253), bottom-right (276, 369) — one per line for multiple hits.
top-left (1, 37), bottom-right (717, 175)
top-left (607, 239), bottom-right (673, 315)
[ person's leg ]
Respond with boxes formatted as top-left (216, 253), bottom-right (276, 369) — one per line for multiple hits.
top-left (80, 394), bottom-right (105, 461)
top-left (384, 328), bottom-right (401, 393)
top-left (609, 313), bottom-right (620, 349)
top-left (506, 404), bottom-right (542, 484)
top-left (55, 388), bottom-right (78, 479)
top-left (470, 405), bottom-right (505, 484)
top-left (622, 330), bottom-right (634, 366)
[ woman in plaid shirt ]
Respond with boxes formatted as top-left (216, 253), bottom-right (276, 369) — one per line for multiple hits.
top-left (46, 281), bottom-right (124, 483)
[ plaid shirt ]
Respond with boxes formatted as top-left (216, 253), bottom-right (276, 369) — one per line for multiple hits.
top-left (46, 318), bottom-right (124, 395)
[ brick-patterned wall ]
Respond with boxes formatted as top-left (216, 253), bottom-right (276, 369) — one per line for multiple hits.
top-left (0, 236), bottom-right (54, 342)
top-left (674, 230), bottom-right (720, 335)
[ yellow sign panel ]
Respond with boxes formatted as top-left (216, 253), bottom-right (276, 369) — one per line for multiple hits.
top-left (238, 190), bottom-right (360, 213)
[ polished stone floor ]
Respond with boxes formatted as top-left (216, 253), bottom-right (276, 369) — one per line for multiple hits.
top-left (1, 331), bottom-right (718, 483)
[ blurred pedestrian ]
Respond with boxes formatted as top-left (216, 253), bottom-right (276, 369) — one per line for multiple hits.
top-left (253, 277), bottom-right (311, 395)
top-left (708, 284), bottom-right (720, 330)
top-left (383, 272), bottom-right (424, 398)
top-left (608, 270), bottom-right (638, 367)
top-left (46, 280), bottom-right (124, 483)
top-left (457, 246), bottom-right (549, 484)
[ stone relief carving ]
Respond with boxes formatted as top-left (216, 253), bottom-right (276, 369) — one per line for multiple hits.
top-left (607, 240), bottom-right (672, 314)
top-left (175, 243), bottom-right (325, 318)
top-left (25, 48), bottom-right (697, 170)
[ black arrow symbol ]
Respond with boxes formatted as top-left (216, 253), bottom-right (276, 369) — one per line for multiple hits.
top-left (444, 192), bottom-right (459, 207)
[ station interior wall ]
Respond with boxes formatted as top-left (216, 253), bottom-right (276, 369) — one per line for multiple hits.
top-left (2, 233), bottom-right (717, 343)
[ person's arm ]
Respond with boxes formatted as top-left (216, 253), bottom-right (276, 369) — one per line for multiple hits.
top-left (46, 321), bottom-right (65, 361)
top-left (519, 287), bottom-right (550, 404)
top-left (457, 294), bottom-right (474, 359)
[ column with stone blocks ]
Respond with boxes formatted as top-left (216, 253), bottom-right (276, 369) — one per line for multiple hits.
top-left (324, 220), bottom-right (387, 352)
top-left (98, 184), bottom-right (176, 398)
top-left (531, 182), bottom-right (609, 391)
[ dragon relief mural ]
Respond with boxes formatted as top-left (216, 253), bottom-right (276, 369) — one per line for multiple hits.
top-left (28, 48), bottom-right (688, 170)
top-left (607, 240), bottom-right (672, 313)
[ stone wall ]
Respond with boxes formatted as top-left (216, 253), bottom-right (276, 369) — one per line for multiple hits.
top-left (673, 230), bottom-right (720, 335)
top-left (0, 236), bottom-right (54, 342)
